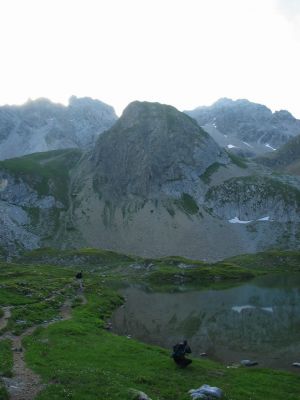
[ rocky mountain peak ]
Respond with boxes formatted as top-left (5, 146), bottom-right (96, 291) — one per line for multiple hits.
top-left (186, 98), bottom-right (300, 156)
top-left (213, 97), bottom-right (238, 107)
top-left (273, 109), bottom-right (294, 121)
top-left (0, 97), bottom-right (117, 160)
top-left (115, 100), bottom-right (205, 134)
top-left (23, 97), bottom-right (59, 109)
top-left (90, 101), bottom-right (228, 199)
top-left (68, 95), bottom-right (115, 114)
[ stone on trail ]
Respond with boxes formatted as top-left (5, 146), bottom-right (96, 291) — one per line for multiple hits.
top-left (188, 384), bottom-right (223, 399)
top-left (129, 388), bottom-right (152, 400)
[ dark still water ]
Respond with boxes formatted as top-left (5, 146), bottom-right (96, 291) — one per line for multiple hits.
top-left (111, 274), bottom-right (300, 371)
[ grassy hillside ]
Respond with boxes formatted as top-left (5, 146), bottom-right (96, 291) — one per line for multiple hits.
top-left (226, 250), bottom-right (300, 271)
top-left (0, 149), bottom-right (82, 206)
top-left (16, 248), bottom-right (263, 285)
top-left (16, 248), bottom-right (300, 286)
top-left (16, 247), bottom-right (138, 270)
top-left (1, 250), bottom-right (300, 399)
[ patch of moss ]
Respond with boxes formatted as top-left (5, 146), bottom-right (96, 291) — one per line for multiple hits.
top-left (24, 207), bottom-right (40, 226)
top-left (175, 193), bottom-right (199, 215)
top-left (200, 162), bottom-right (223, 184)
top-left (227, 151), bottom-right (248, 168)
top-left (0, 384), bottom-right (9, 400)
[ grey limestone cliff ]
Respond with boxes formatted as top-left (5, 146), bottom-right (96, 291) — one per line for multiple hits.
top-left (205, 175), bottom-right (300, 222)
top-left (90, 101), bottom-right (229, 201)
top-left (0, 149), bottom-right (82, 255)
top-left (186, 98), bottom-right (300, 157)
top-left (0, 96), bottom-right (117, 160)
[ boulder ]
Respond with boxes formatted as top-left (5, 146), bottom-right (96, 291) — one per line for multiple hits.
top-left (129, 388), bottom-right (152, 400)
top-left (189, 384), bottom-right (223, 399)
top-left (240, 359), bottom-right (258, 367)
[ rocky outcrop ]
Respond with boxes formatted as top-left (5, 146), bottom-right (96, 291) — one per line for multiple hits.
top-left (205, 176), bottom-right (300, 222)
top-left (256, 134), bottom-right (300, 176)
top-left (0, 96), bottom-right (117, 160)
top-left (0, 172), bottom-right (60, 208)
top-left (185, 98), bottom-right (300, 157)
top-left (0, 149), bottom-right (81, 255)
top-left (90, 101), bottom-right (229, 200)
top-left (0, 200), bottom-right (40, 255)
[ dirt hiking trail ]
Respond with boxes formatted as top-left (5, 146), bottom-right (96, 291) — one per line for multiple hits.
top-left (0, 287), bottom-right (87, 400)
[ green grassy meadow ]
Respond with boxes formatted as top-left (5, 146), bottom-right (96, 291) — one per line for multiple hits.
top-left (0, 250), bottom-right (300, 399)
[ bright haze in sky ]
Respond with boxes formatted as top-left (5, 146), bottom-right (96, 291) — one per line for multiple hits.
top-left (0, 0), bottom-right (299, 117)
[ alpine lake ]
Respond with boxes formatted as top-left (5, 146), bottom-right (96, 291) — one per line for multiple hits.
top-left (111, 273), bottom-right (300, 372)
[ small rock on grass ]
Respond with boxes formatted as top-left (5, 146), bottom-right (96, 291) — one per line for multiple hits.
top-left (129, 388), bottom-right (152, 400)
top-left (292, 362), bottom-right (300, 367)
top-left (188, 384), bottom-right (223, 399)
top-left (13, 347), bottom-right (22, 352)
top-left (240, 359), bottom-right (258, 367)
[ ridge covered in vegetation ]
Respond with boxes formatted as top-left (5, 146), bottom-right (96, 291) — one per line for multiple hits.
top-left (0, 149), bottom-right (82, 206)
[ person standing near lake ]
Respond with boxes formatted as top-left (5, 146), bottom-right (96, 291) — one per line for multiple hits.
top-left (75, 270), bottom-right (83, 290)
top-left (171, 340), bottom-right (192, 368)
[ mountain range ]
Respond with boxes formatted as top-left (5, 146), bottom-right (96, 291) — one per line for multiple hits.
top-left (0, 100), bottom-right (299, 260)
top-left (0, 96), bottom-right (117, 160)
top-left (186, 98), bottom-right (300, 157)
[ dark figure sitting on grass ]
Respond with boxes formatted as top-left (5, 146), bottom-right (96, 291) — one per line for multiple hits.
top-left (75, 271), bottom-right (83, 290)
top-left (172, 340), bottom-right (192, 368)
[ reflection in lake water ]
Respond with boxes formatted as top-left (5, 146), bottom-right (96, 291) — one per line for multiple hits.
top-left (111, 274), bottom-right (300, 371)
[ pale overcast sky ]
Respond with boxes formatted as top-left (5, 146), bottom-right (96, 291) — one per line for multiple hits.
top-left (0, 0), bottom-right (299, 117)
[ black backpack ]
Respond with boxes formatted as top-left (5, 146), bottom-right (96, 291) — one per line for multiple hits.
top-left (172, 343), bottom-right (185, 358)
